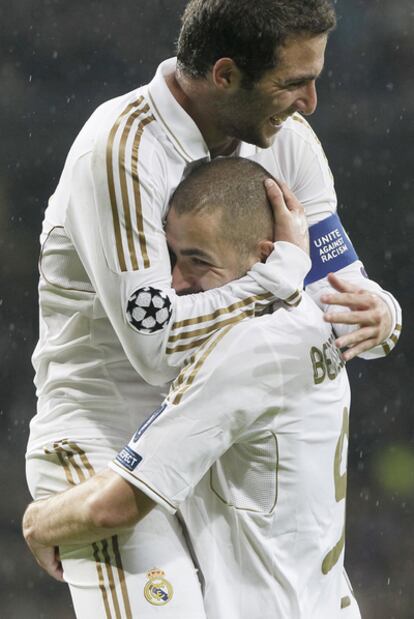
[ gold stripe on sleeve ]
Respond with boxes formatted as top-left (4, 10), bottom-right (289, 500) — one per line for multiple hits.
top-left (168, 336), bottom-right (213, 402)
top-left (284, 290), bottom-right (302, 307)
top-left (170, 325), bottom-right (234, 405)
top-left (117, 103), bottom-right (150, 271)
top-left (131, 115), bottom-right (156, 269)
top-left (167, 328), bottom-right (237, 354)
top-left (106, 97), bottom-right (144, 272)
top-left (170, 349), bottom-right (199, 392)
top-left (167, 309), bottom-right (253, 344)
top-left (382, 342), bottom-right (391, 355)
top-left (107, 97), bottom-right (156, 272)
top-left (166, 292), bottom-right (272, 355)
top-left (117, 103), bottom-right (155, 270)
top-left (382, 323), bottom-right (402, 356)
top-left (170, 292), bottom-right (272, 331)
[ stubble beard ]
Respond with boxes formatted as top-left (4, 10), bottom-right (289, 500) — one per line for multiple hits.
top-left (216, 94), bottom-right (279, 150)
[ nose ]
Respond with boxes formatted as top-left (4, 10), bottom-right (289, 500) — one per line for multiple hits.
top-left (172, 264), bottom-right (197, 294)
top-left (295, 80), bottom-right (318, 116)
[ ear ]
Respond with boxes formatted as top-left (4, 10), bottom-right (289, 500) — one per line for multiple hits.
top-left (211, 58), bottom-right (242, 91)
top-left (257, 240), bottom-right (274, 263)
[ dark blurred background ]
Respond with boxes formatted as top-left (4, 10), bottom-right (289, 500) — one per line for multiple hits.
top-left (0, 0), bottom-right (413, 617)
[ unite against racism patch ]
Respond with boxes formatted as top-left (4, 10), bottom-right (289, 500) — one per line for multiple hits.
top-left (304, 213), bottom-right (359, 286)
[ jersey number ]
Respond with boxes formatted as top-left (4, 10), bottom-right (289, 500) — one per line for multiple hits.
top-left (322, 407), bottom-right (349, 575)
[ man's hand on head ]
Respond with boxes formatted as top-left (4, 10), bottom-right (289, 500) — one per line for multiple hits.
top-left (322, 273), bottom-right (393, 361)
top-left (264, 179), bottom-right (309, 255)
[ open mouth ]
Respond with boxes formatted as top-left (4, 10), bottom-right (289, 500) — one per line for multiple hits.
top-left (269, 114), bottom-right (287, 128)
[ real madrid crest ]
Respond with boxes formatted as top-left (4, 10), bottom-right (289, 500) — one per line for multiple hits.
top-left (144, 568), bottom-right (174, 606)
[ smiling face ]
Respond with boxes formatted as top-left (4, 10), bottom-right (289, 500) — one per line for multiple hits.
top-left (213, 33), bottom-right (327, 148)
top-left (166, 157), bottom-right (275, 293)
top-left (166, 206), bottom-right (259, 293)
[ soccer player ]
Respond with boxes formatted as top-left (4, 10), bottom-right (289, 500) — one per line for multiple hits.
top-left (24, 158), bottom-right (361, 618)
top-left (25, 0), bottom-right (401, 616)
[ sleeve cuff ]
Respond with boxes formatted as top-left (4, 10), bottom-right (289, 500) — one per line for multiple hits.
top-left (109, 460), bottom-right (177, 515)
top-left (358, 290), bottom-right (402, 359)
top-left (249, 241), bottom-right (311, 306)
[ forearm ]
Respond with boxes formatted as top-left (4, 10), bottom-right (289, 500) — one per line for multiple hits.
top-left (22, 469), bottom-right (153, 547)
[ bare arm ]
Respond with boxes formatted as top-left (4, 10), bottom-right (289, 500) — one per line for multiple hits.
top-left (22, 469), bottom-right (154, 579)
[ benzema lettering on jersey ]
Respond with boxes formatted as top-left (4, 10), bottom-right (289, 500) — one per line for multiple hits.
top-left (126, 287), bottom-right (172, 334)
top-left (143, 568), bottom-right (174, 606)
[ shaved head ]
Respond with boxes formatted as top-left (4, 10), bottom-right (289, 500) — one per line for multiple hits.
top-left (170, 157), bottom-right (274, 258)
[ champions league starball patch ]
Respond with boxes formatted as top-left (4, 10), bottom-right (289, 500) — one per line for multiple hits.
top-left (304, 213), bottom-right (359, 286)
top-left (144, 568), bottom-right (174, 606)
top-left (126, 287), bottom-right (172, 334)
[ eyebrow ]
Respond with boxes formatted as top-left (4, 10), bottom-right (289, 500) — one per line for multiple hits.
top-left (180, 248), bottom-right (213, 261)
top-left (278, 67), bottom-right (325, 88)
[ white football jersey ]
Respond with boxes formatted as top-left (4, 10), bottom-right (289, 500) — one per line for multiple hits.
top-left (27, 57), bottom-right (400, 453)
top-left (111, 294), bottom-right (354, 618)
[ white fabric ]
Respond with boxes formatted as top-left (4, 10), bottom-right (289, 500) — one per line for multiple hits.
top-left (26, 439), bottom-right (206, 619)
top-left (26, 57), bottom-right (395, 618)
top-left (28, 56), bottom-right (399, 453)
top-left (28, 57), bottom-right (399, 454)
top-left (110, 294), bottom-right (360, 619)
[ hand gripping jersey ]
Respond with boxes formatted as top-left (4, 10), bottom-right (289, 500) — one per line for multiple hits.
top-left (28, 57), bottom-right (400, 453)
top-left (111, 294), bottom-right (357, 619)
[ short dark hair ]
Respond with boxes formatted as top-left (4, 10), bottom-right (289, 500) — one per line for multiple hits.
top-left (170, 157), bottom-right (274, 258)
top-left (177, 0), bottom-right (336, 84)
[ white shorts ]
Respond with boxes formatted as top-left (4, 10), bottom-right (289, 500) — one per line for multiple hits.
top-left (26, 438), bottom-right (206, 619)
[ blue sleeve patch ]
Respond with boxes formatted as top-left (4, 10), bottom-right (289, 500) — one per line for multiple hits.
top-left (115, 446), bottom-right (142, 472)
top-left (304, 213), bottom-right (359, 286)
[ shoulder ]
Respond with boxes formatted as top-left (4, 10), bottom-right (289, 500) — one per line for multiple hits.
top-left (167, 320), bottom-right (274, 407)
top-left (88, 88), bottom-right (170, 191)
top-left (209, 295), bottom-right (329, 366)
top-left (278, 113), bottom-right (323, 148)
top-left (238, 295), bottom-right (331, 362)
top-left (247, 113), bottom-right (333, 197)
top-left (267, 113), bottom-right (329, 173)
top-left (167, 296), bottom-right (333, 407)
top-left (91, 88), bottom-right (164, 159)
top-left (267, 113), bottom-right (326, 167)
top-left (173, 297), bottom-right (324, 384)
top-left (58, 87), bottom-right (164, 173)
